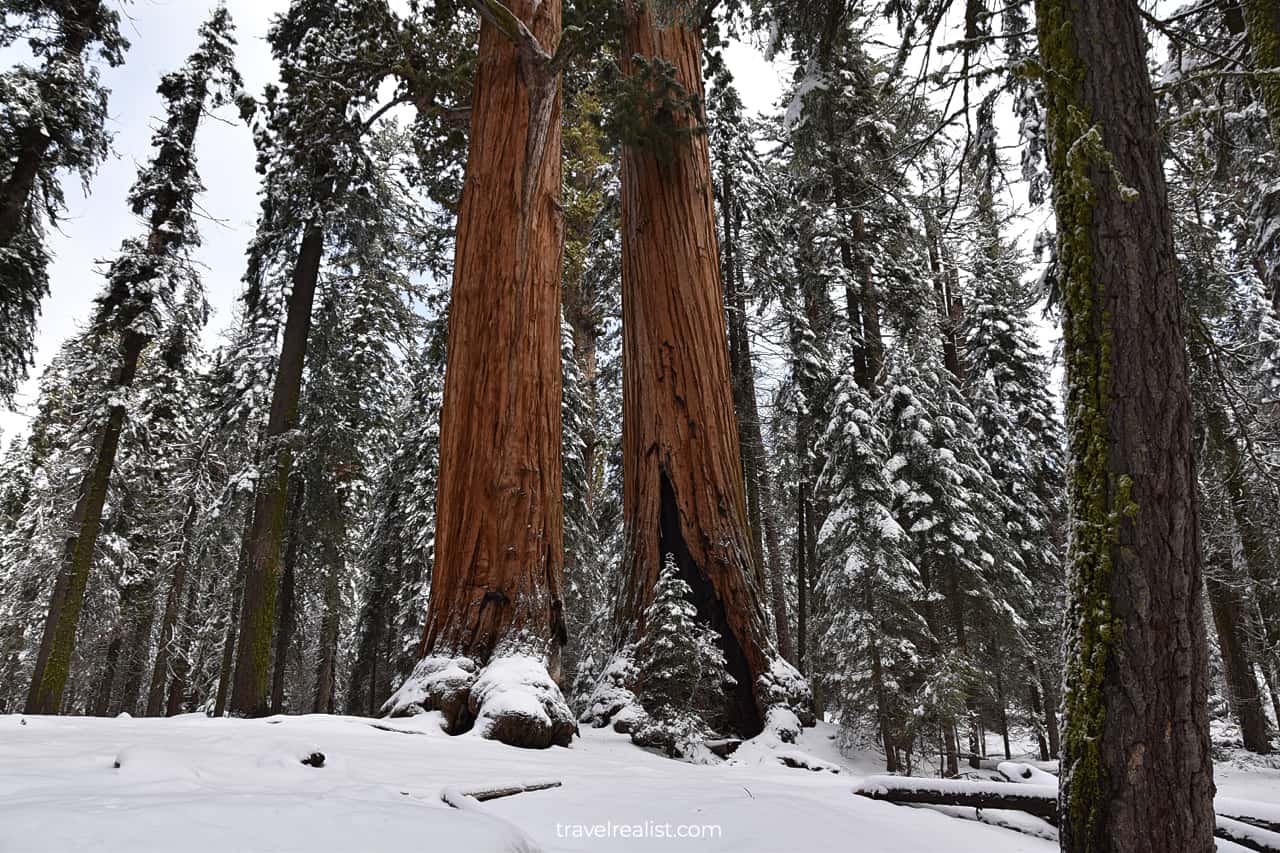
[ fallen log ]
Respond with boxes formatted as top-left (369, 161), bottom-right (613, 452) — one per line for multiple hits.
top-left (854, 775), bottom-right (1058, 823)
top-left (1217, 815), bottom-right (1280, 853)
top-left (854, 776), bottom-right (1280, 852)
top-left (1218, 798), bottom-right (1280, 835)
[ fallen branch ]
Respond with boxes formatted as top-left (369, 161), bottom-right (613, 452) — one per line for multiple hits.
top-left (441, 780), bottom-right (562, 810)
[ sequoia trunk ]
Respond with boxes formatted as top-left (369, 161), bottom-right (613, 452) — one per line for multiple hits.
top-left (617, 0), bottom-right (787, 737)
top-left (1036, 1), bottom-right (1216, 850)
top-left (393, 0), bottom-right (571, 749)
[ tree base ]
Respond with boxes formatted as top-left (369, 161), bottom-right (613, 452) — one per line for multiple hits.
top-left (384, 654), bottom-right (576, 749)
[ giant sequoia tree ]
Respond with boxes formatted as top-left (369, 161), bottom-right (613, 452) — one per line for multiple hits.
top-left (1035, 0), bottom-right (1216, 849)
top-left (385, 0), bottom-right (578, 749)
top-left (613, 0), bottom-right (806, 737)
top-left (23, 9), bottom-right (240, 715)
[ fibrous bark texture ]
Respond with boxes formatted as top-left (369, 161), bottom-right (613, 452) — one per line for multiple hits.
top-left (616, 0), bottom-right (802, 738)
top-left (389, 0), bottom-right (573, 750)
top-left (1035, 0), bottom-right (1216, 850)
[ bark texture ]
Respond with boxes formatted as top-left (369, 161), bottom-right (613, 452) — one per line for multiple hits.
top-left (229, 213), bottom-right (326, 717)
top-left (617, 0), bottom-right (792, 737)
top-left (1035, 1), bottom-right (1216, 850)
top-left (400, 0), bottom-right (571, 749)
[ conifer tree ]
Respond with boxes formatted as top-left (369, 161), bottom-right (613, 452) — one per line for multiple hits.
top-left (24, 8), bottom-right (241, 714)
top-left (386, 0), bottom-right (580, 749)
top-left (612, 0), bottom-right (809, 739)
top-left (228, 0), bottom-right (404, 717)
top-left (631, 554), bottom-right (735, 757)
top-left (0, 0), bottom-right (128, 401)
top-left (815, 363), bottom-right (923, 771)
top-left (1035, 0), bottom-right (1216, 847)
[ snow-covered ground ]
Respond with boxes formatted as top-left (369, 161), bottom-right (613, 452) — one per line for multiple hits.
top-left (1, 712), bottom-right (1276, 852)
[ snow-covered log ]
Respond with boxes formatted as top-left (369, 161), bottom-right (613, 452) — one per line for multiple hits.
top-left (996, 761), bottom-right (1059, 786)
top-left (1216, 815), bottom-right (1280, 853)
top-left (1218, 798), bottom-right (1280, 834)
top-left (855, 776), bottom-right (1280, 851)
top-left (853, 775), bottom-right (1058, 822)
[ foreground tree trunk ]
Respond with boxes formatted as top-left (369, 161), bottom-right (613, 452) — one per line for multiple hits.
top-left (387, 0), bottom-right (573, 750)
top-left (615, 0), bottom-right (805, 737)
top-left (1036, 1), bottom-right (1216, 850)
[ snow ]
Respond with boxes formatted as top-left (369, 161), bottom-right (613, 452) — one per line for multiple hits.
top-left (1, 713), bottom-right (1060, 853)
top-left (5, 714), bottom-right (1279, 852)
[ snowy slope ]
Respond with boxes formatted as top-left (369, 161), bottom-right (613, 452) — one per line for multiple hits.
top-left (0, 713), bottom-right (1057, 853)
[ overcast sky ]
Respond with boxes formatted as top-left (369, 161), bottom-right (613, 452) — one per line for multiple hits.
top-left (0, 1), bottom-right (788, 445)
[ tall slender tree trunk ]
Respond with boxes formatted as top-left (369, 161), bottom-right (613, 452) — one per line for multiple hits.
top-left (214, 512), bottom-right (254, 717)
top-left (852, 211), bottom-right (884, 384)
top-left (1205, 567), bottom-right (1272, 753)
top-left (719, 164), bottom-right (793, 660)
top-left (794, 485), bottom-right (808, 675)
top-left (115, 576), bottom-right (158, 715)
top-left (312, 536), bottom-right (343, 715)
top-left (92, 633), bottom-right (123, 716)
top-left (229, 211), bottom-right (326, 717)
top-left (1030, 681), bottom-right (1051, 761)
top-left (164, 561), bottom-right (203, 717)
top-left (0, 3), bottom-right (97, 248)
top-left (1203, 396), bottom-right (1280, 688)
top-left (1038, 661), bottom-right (1062, 758)
top-left (1240, 0), bottom-right (1280, 312)
top-left (995, 666), bottom-right (1012, 759)
top-left (1036, 1), bottom-right (1216, 850)
top-left (146, 497), bottom-right (199, 716)
top-left (394, 0), bottom-right (571, 750)
top-left (616, 0), bottom-right (800, 737)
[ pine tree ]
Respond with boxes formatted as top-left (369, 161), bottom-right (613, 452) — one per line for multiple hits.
top-left (228, 0), bottom-right (404, 717)
top-left (815, 363), bottom-right (925, 771)
top-left (296, 124), bottom-right (423, 714)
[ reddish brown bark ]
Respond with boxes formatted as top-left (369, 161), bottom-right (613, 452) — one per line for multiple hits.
top-left (616, 0), bottom-right (786, 737)
top-left (405, 0), bottom-right (569, 747)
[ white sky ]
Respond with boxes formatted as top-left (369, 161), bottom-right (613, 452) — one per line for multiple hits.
top-left (0, 2), bottom-right (791, 445)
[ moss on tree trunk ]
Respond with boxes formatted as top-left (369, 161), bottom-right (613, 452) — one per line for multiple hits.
top-left (1035, 0), bottom-right (1216, 849)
